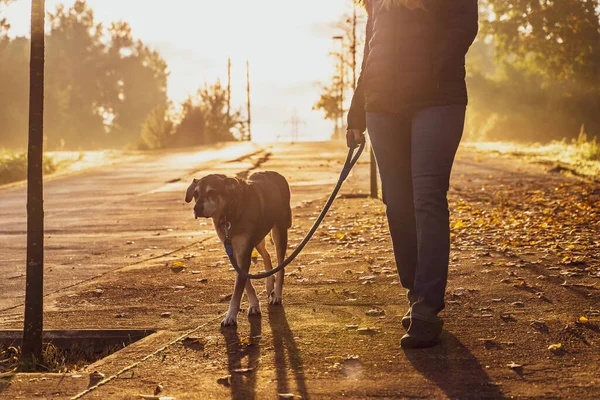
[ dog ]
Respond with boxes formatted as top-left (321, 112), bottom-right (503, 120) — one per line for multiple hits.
top-left (185, 172), bottom-right (292, 327)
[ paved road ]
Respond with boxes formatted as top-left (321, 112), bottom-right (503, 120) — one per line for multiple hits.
top-left (0, 142), bottom-right (265, 311)
top-left (0, 140), bottom-right (554, 313)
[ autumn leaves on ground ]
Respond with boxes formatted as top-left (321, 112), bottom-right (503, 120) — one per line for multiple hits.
top-left (1, 144), bottom-right (599, 399)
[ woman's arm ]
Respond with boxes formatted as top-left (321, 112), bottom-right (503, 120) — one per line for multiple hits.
top-left (435, 0), bottom-right (479, 76)
top-left (347, 10), bottom-right (373, 133)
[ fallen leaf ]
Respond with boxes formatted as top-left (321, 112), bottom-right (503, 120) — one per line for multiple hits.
top-left (89, 371), bottom-right (105, 380)
top-left (233, 368), bottom-right (253, 374)
top-left (220, 294), bottom-right (233, 302)
top-left (154, 383), bottom-right (164, 395)
top-left (160, 312), bottom-right (172, 318)
top-left (217, 375), bottom-right (231, 386)
top-left (365, 309), bottom-right (385, 317)
top-left (578, 316), bottom-right (589, 324)
top-left (506, 362), bottom-right (523, 370)
top-left (548, 343), bottom-right (564, 353)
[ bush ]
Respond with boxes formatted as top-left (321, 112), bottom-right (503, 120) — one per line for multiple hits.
top-left (0, 150), bottom-right (56, 185)
top-left (140, 106), bottom-right (174, 150)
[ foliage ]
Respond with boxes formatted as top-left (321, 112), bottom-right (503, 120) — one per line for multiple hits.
top-left (0, 0), bottom-right (169, 150)
top-left (0, 150), bottom-right (56, 185)
top-left (313, 78), bottom-right (344, 122)
top-left (314, 8), bottom-right (366, 137)
top-left (483, 0), bottom-right (600, 83)
top-left (140, 106), bottom-right (174, 150)
top-left (464, 0), bottom-right (600, 143)
top-left (172, 80), bottom-right (244, 148)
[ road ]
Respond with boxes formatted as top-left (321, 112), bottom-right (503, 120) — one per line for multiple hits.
top-left (0, 141), bottom-right (373, 313)
top-left (1, 141), bottom-right (598, 399)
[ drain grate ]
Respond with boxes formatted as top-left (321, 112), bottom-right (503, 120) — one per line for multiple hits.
top-left (0, 329), bottom-right (155, 372)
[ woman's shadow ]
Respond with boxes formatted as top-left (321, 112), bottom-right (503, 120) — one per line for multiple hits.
top-left (220, 315), bottom-right (262, 400)
top-left (403, 331), bottom-right (506, 400)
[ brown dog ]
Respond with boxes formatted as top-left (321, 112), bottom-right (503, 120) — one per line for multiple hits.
top-left (185, 172), bottom-right (292, 326)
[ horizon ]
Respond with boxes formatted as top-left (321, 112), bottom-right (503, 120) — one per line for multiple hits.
top-left (3, 0), bottom-right (359, 142)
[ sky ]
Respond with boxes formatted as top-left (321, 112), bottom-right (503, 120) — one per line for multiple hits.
top-left (3, 0), bottom-right (362, 142)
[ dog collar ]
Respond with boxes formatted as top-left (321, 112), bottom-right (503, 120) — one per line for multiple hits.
top-left (220, 219), bottom-right (232, 241)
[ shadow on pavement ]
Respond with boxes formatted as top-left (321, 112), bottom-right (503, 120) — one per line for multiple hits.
top-left (221, 315), bottom-right (262, 400)
top-left (404, 331), bottom-right (506, 400)
top-left (268, 305), bottom-right (309, 400)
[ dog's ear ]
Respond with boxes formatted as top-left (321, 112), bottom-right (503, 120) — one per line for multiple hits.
top-left (185, 179), bottom-right (199, 203)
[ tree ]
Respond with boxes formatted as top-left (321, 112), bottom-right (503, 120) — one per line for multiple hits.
top-left (483, 0), bottom-right (600, 83)
top-left (140, 105), bottom-right (174, 150)
top-left (198, 80), bottom-right (242, 143)
top-left (314, 7), bottom-right (366, 138)
top-left (22, 0), bottom-right (45, 367)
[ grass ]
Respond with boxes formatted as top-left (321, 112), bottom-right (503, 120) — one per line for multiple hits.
top-left (0, 150), bottom-right (57, 186)
top-left (1, 341), bottom-right (126, 375)
top-left (465, 127), bottom-right (600, 179)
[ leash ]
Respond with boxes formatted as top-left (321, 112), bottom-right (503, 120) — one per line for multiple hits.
top-left (223, 141), bottom-right (366, 280)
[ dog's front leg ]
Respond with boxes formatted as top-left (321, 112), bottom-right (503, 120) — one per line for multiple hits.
top-left (222, 242), bottom-right (251, 327)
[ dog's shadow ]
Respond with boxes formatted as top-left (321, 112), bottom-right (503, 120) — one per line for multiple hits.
top-left (220, 307), bottom-right (308, 400)
top-left (268, 305), bottom-right (309, 400)
top-left (221, 315), bottom-right (262, 400)
top-left (404, 331), bottom-right (506, 399)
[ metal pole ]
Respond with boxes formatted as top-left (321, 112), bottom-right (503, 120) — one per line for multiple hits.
top-left (226, 57), bottom-right (231, 119)
top-left (352, 3), bottom-right (357, 89)
top-left (22, 0), bottom-right (45, 366)
top-left (246, 59), bottom-right (252, 141)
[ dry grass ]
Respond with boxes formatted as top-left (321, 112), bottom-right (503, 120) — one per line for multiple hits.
top-left (465, 127), bottom-right (600, 179)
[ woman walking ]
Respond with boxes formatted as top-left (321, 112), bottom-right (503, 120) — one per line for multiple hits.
top-left (347, 0), bottom-right (478, 348)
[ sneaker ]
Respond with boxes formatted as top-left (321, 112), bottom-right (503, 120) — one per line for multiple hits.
top-left (400, 318), bottom-right (443, 349)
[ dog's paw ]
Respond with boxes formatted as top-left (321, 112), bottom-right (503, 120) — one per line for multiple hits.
top-left (221, 314), bottom-right (238, 327)
top-left (268, 296), bottom-right (283, 306)
top-left (247, 304), bottom-right (262, 316)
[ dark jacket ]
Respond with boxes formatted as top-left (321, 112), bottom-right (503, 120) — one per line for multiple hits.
top-left (347, 0), bottom-right (479, 132)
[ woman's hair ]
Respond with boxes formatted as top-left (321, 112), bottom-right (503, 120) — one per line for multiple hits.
top-left (356, 0), bottom-right (426, 11)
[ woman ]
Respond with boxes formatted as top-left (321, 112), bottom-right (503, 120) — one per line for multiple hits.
top-left (347, 0), bottom-right (478, 348)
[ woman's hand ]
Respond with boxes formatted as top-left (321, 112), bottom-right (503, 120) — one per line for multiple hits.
top-left (346, 129), bottom-right (365, 148)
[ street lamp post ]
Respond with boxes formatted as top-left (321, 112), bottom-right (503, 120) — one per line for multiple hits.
top-left (333, 35), bottom-right (344, 141)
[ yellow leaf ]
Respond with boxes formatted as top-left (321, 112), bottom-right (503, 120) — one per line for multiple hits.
top-left (578, 316), bottom-right (589, 324)
top-left (251, 250), bottom-right (259, 258)
top-left (336, 233), bottom-right (345, 240)
top-left (453, 220), bottom-right (466, 229)
top-left (172, 261), bottom-right (184, 268)
top-left (548, 343), bottom-right (563, 352)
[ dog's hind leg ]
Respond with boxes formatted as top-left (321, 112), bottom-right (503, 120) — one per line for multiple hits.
top-left (256, 239), bottom-right (275, 301)
top-left (222, 242), bottom-right (252, 327)
top-left (270, 225), bottom-right (288, 305)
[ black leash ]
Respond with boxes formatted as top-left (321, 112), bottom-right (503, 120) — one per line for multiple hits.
top-left (223, 141), bottom-right (366, 279)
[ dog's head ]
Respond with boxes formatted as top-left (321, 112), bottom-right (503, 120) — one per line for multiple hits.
top-left (185, 174), bottom-right (242, 219)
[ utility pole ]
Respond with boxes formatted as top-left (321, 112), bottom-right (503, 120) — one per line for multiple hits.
top-left (22, 0), bottom-right (45, 366)
top-left (333, 35), bottom-right (344, 141)
top-left (246, 59), bottom-right (252, 142)
top-left (352, 3), bottom-right (357, 89)
top-left (284, 110), bottom-right (306, 144)
top-left (226, 57), bottom-right (231, 119)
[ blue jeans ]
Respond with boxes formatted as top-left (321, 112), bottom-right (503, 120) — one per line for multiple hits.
top-left (366, 105), bottom-right (465, 323)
